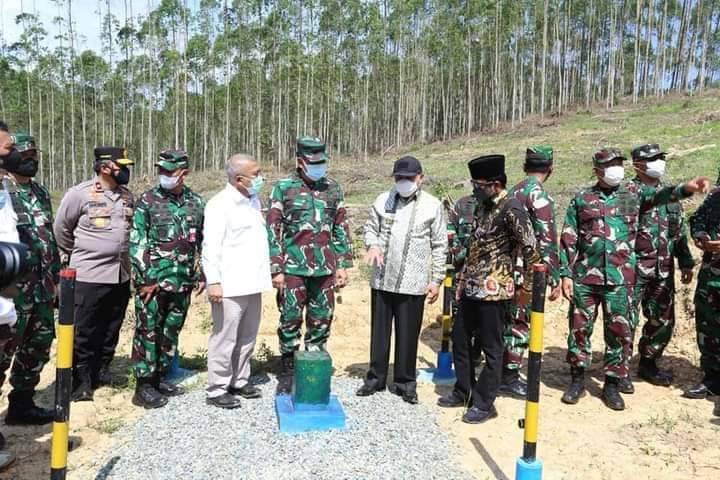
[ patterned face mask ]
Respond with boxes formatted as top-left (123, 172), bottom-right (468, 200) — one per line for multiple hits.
top-left (159, 174), bottom-right (181, 190)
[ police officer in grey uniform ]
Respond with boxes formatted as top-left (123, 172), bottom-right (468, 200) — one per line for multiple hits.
top-left (53, 147), bottom-right (135, 401)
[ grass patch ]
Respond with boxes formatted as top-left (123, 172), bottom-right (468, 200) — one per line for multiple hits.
top-left (179, 349), bottom-right (209, 371)
top-left (94, 417), bottom-right (125, 435)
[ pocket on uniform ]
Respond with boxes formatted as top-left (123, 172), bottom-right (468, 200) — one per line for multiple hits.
top-left (87, 207), bottom-right (112, 230)
top-left (152, 220), bottom-right (176, 243)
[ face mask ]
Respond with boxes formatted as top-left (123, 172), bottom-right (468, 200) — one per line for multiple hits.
top-left (395, 179), bottom-right (418, 198)
top-left (304, 163), bottom-right (327, 182)
top-left (602, 166), bottom-right (624, 187)
top-left (644, 160), bottom-right (666, 179)
top-left (159, 174), bottom-right (181, 190)
top-left (113, 166), bottom-right (131, 185)
top-left (0, 149), bottom-right (33, 176)
top-left (473, 185), bottom-right (493, 204)
top-left (246, 175), bottom-right (265, 196)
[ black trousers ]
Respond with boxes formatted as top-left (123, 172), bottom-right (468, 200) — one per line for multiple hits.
top-left (364, 289), bottom-right (425, 392)
top-left (453, 298), bottom-right (508, 411)
top-left (74, 281), bottom-right (130, 378)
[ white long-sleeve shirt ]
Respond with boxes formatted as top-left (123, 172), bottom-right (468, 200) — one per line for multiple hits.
top-left (0, 183), bottom-right (19, 326)
top-left (202, 183), bottom-right (272, 297)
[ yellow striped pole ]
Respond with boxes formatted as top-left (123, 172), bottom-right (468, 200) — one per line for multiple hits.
top-left (516, 264), bottom-right (547, 480)
top-left (435, 232), bottom-right (455, 379)
top-left (51, 268), bottom-right (76, 480)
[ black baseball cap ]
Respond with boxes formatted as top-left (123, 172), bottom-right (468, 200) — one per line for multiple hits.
top-left (392, 156), bottom-right (423, 177)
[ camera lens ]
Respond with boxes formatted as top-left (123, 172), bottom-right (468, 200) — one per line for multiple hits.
top-left (0, 241), bottom-right (29, 291)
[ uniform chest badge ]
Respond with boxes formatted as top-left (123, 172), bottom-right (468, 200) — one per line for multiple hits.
top-left (484, 277), bottom-right (499, 296)
top-left (94, 217), bottom-right (109, 228)
top-left (188, 228), bottom-right (197, 243)
top-left (505, 280), bottom-right (515, 296)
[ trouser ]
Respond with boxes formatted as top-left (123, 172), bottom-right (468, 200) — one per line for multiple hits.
top-left (503, 296), bottom-right (530, 371)
top-left (73, 281), bottom-right (130, 381)
top-left (132, 290), bottom-right (192, 379)
top-left (632, 275), bottom-right (675, 360)
top-left (566, 283), bottom-right (633, 379)
top-left (694, 269), bottom-right (720, 384)
top-left (277, 274), bottom-right (335, 354)
top-left (0, 298), bottom-right (54, 394)
top-left (207, 294), bottom-right (262, 399)
top-left (453, 298), bottom-right (508, 411)
top-left (363, 289), bottom-right (425, 392)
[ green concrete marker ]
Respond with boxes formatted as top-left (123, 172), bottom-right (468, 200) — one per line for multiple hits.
top-left (293, 351), bottom-right (332, 405)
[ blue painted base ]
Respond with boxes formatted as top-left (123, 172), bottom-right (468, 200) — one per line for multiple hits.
top-left (515, 458), bottom-right (543, 480)
top-left (275, 394), bottom-right (347, 433)
top-left (416, 368), bottom-right (456, 385)
top-left (435, 351), bottom-right (454, 378)
top-left (165, 352), bottom-right (194, 384)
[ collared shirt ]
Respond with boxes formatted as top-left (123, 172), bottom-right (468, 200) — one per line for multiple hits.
top-left (53, 176), bottom-right (134, 284)
top-left (202, 183), bottom-right (272, 297)
top-left (364, 188), bottom-right (447, 296)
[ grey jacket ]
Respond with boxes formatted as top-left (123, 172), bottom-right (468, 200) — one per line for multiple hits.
top-left (364, 188), bottom-right (447, 296)
top-left (53, 177), bottom-right (134, 284)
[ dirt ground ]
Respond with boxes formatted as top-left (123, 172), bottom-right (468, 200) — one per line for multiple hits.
top-left (1, 264), bottom-right (719, 479)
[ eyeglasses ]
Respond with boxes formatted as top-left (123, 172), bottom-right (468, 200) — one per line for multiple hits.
top-left (471, 180), bottom-right (495, 188)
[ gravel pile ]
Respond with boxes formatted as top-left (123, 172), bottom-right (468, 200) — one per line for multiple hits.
top-left (93, 376), bottom-right (469, 480)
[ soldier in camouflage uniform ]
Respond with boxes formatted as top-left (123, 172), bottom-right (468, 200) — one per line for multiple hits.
top-left (0, 133), bottom-right (60, 425)
top-left (686, 178), bottom-right (720, 399)
top-left (267, 137), bottom-right (353, 394)
top-left (630, 144), bottom-right (694, 388)
top-left (500, 145), bottom-right (561, 398)
top-left (560, 148), bottom-right (707, 410)
top-left (130, 150), bottom-right (204, 409)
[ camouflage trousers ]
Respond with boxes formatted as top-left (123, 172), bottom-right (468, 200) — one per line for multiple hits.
top-left (132, 290), bottom-right (191, 379)
top-left (566, 284), bottom-right (633, 378)
top-left (278, 274), bottom-right (335, 354)
top-left (503, 298), bottom-right (529, 370)
top-left (0, 298), bottom-right (54, 394)
top-left (631, 276), bottom-right (675, 360)
top-left (694, 269), bottom-right (720, 378)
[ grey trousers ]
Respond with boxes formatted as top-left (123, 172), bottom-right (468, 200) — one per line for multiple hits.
top-left (206, 294), bottom-right (262, 399)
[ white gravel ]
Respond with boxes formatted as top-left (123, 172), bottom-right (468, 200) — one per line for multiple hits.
top-left (92, 376), bottom-right (469, 480)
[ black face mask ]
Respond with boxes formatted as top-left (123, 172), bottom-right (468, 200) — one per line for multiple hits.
top-left (113, 166), bottom-right (130, 185)
top-left (473, 185), bottom-right (493, 204)
top-left (0, 149), bottom-right (38, 177)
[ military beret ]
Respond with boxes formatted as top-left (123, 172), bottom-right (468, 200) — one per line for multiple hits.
top-left (593, 148), bottom-right (625, 167)
top-left (11, 133), bottom-right (37, 153)
top-left (94, 146), bottom-right (134, 166)
top-left (468, 154), bottom-right (505, 181)
top-left (156, 149), bottom-right (189, 171)
top-left (525, 145), bottom-right (553, 168)
top-left (297, 136), bottom-right (328, 164)
top-left (631, 143), bottom-right (666, 161)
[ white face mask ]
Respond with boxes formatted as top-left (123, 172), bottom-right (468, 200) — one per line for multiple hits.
top-left (395, 179), bottom-right (418, 198)
top-left (601, 166), bottom-right (624, 187)
top-left (644, 160), bottom-right (666, 179)
top-left (159, 174), bottom-right (181, 190)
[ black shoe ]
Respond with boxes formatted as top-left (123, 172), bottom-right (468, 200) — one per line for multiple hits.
top-left (561, 367), bottom-right (586, 405)
top-left (5, 392), bottom-right (54, 426)
top-left (498, 377), bottom-right (528, 398)
top-left (71, 366), bottom-right (94, 402)
top-left (132, 380), bottom-right (168, 409)
top-left (356, 383), bottom-right (385, 397)
top-left (462, 406), bottom-right (498, 424)
top-left (276, 374), bottom-right (293, 396)
top-left (402, 390), bottom-right (419, 405)
top-left (638, 358), bottom-right (672, 387)
top-left (280, 352), bottom-right (295, 374)
top-left (229, 384), bottom-right (261, 399)
top-left (437, 391), bottom-right (467, 408)
top-left (388, 383), bottom-right (418, 404)
top-left (618, 377), bottom-right (635, 394)
top-left (156, 380), bottom-right (185, 397)
top-left (206, 393), bottom-right (241, 409)
top-left (95, 366), bottom-right (113, 387)
top-left (602, 379), bottom-right (625, 411)
top-left (683, 382), bottom-right (718, 399)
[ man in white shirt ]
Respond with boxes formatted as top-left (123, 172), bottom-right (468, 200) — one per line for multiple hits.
top-left (202, 154), bottom-right (272, 409)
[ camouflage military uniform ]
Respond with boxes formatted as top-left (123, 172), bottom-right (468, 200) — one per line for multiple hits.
top-left (689, 187), bottom-right (720, 386)
top-left (506, 175), bottom-right (560, 370)
top-left (266, 170), bottom-right (353, 354)
top-left (130, 185), bottom-right (204, 380)
top-left (0, 178), bottom-right (60, 395)
top-left (632, 178), bottom-right (694, 360)
top-left (561, 181), bottom-right (690, 378)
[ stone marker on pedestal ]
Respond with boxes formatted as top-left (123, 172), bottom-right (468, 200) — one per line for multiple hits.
top-left (275, 351), bottom-right (347, 433)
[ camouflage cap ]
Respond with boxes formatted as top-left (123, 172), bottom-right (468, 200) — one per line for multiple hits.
top-left (297, 136), bottom-right (328, 164)
top-left (11, 133), bottom-right (37, 153)
top-left (94, 146), bottom-right (134, 166)
top-left (593, 148), bottom-right (626, 167)
top-left (631, 143), bottom-right (666, 161)
top-left (156, 149), bottom-right (189, 171)
top-left (525, 145), bottom-right (553, 168)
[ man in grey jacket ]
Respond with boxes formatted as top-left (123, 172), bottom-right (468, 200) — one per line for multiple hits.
top-left (356, 156), bottom-right (447, 404)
